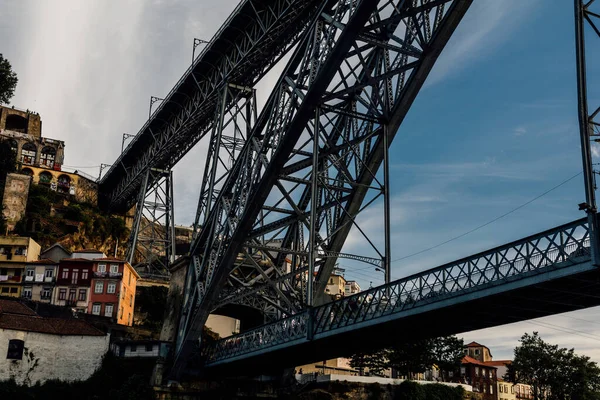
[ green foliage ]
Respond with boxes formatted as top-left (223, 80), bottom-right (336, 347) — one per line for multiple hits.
top-left (0, 54), bottom-right (18, 105)
top-left (351, 335), bottom-right (463, 379)
top-left (395, 380), bottom-right (425, 400)
top-left (506, 332), bottom-right (600, 400)
top-left (350, 349), bottom-right (389, 376)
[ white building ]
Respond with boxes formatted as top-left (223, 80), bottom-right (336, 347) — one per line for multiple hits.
top-left (0, 299), bottom-right (109, 385)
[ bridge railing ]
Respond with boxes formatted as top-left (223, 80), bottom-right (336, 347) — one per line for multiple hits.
top-left (203, 217), bottom-right (591, 364)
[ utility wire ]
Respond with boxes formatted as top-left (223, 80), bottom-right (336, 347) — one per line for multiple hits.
top-left (391, 171), bottom-right (583, 264)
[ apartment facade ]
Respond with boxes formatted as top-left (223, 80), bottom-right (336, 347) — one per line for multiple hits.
top-left (88, 258), bottom-right (139, 326)
top-left (22, 259), bottom-right (57, 302)
top-left (53, 258), bottom-right (93, 311)
top-left (0, 237), bottom-right (41, 297)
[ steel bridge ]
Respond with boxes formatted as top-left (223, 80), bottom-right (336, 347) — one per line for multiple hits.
top-left (95, 0), bottom-right (600, 378)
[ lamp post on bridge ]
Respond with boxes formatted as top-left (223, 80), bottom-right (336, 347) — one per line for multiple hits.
top-left (98, 163), bottom-right (112, 180)
top-left (149, 96), bottom-right (164, 119)
top-left (121, 133), bottom-right (135, 153)
top-left (192, 38), bottom-right (209, 63)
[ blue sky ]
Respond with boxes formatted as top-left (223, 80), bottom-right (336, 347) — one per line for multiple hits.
top-left (2, 0), bottom-right (600, 362)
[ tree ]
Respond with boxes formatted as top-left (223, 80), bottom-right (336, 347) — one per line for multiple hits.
top-left (431, 335), bottom-right (464, 381)
top-left (388, 338), bottom-right (435, 379)
top-left (350, 349), bottom-right (389, 376)
top-left (0, 54), bottom-right (18, 104)
top-left (506, 332), bottom-right (600, 400)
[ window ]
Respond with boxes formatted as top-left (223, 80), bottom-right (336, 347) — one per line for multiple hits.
top-left (500, 385), bottom-right (503, 393)
top-left (119, 307), bottom-right (123, 319)
top-left (98, 264), bottom-right (106, 273)
top-left (511, 386), bottom-right (514, 394)
top-left (68, 289), bottom-right (76, 302)
top-left (10, 288), bottom-right (17, 294)
top-left (22, 287), bottom-right (32, 298)
top-left (81, 269), bottom-right (88, 280)
top-left (130, 345), bottom-right (137, 352)
top-left (40, 146), bottom-right (56, 168)
top-left (104, 304), bottom-right (114, 317)
top-left (26, 269), bottom-right (34, 277)
top-left (94, 281), bottom-right (104, 294)
top-left (78, 289), bottom-right (86, 301)
top-left (71, 269), bottom-right (79, 284)
top-left (92, 303), bottom-right (101, 315)
top-left (59, 288), bottom-right (66, 300)
top-left (62, 268), bottom-right (69, 279)
top-left (490, 385), bottom-right (493, 394)
top-left (6, 339), bottom-right (24, 360)
top-left (42, 288), bottom-right (52, 299)
top-left (475, 367), bottom-right (479, 376)
top-left (145, 344), bottom-right (153, 352)
top-left (129, 295), bottom-right (133, 306)
top-left (20, 142), bottom-right (37, 165)
top-left (45, 269), bottom-right (53, 278)
top-left (128, 270), bottom-right (132, 285)
top-left (110, 264), bottom-right (118, 273)
top-left (474, 349), bottom-right (480, 355)
top-left (1, 287), bottom-right (8, 293)
top-left (107, 282), bottom-right (116, 294)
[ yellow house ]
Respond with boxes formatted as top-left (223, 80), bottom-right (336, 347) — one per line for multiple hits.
top-left (20, 166), bottom-right (98, 206)
top-left (0, 237), bottom-right (41, 297)
top-left (326, 274), bottom-right (347, 299)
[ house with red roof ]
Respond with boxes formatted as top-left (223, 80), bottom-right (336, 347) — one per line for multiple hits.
top-left (0, 298), bottom-right (109, 384)
top-left (460, 355), bottom-right (498, 399)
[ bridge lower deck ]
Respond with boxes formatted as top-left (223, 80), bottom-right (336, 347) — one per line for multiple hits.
top-left (204, 258), bottom-right (598, 376)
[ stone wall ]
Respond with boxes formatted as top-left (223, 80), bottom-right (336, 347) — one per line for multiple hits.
top-left (2, 173), bottom-right (31, 232)
top-left (0, 329), bottom-right (109, 385)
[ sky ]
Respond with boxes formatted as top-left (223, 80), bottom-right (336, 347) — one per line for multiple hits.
top-left (2, 0), bottom-right (600, 362)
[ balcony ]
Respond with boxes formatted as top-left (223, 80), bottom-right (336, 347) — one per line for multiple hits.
top-left (24, 276), bottom-right (33, 282)
top-left (44, 277), bottom-right (55, 283)
top-left (0, 275), bottom-right (22, 283)
top-left (94, 272), bottom-right (122, 278)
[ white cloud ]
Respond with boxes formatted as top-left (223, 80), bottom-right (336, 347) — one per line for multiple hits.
top-left (514, 126), bottom-right (527, 136)
top-left (426, 0), bottom-right (540, 86)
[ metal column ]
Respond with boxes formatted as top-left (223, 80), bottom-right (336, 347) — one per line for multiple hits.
top-left (575, 0), bottom-right (600, 264)
top-left (126, 168), bottom-right (176, 277)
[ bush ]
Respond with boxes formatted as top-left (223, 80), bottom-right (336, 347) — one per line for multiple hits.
top-left (394, 381), bottom-right (425, 400)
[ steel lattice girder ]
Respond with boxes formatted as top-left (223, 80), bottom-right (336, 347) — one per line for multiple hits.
top-left (173, 0), bottom-right (473, 376)
top-left (99, 0), bottom-right (325, 212)
top-left (203, 217), bottom-right (592, 365)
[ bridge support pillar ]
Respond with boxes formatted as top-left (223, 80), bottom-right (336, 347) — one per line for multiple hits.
top-left (127, 167), bottom-right (176, 277)
top-left (574, 0), bottom-right (600, 265)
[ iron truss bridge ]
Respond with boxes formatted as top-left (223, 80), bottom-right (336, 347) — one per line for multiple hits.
top-left (172, 0), bottom-right (475, 376)
top-left (99, 0), bottom-right (326, 211)
top-left (201, 217), bottom-right (599, 373)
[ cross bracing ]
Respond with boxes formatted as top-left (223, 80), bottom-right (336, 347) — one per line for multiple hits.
top-left (173, 0), bottom-right (474, 376)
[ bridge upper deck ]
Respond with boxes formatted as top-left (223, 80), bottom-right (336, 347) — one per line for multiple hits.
top-left (99, 0), bottom-right (323, 211)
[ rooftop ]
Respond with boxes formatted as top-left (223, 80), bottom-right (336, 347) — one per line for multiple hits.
top-left (0, 299), bottom-right (105, 336)
top-left (28, 258), bottom-right (58, 265)
top-left (72, 249), bottom-right (103, 253)
top-left (462, 355), bottom-right (497, 368)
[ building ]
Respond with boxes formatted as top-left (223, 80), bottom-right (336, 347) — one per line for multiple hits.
top-left (88, 257), bottom-right (139, 326)
top-left (1, 173), bottom-right (31, 232)
top-left (0, 298), bottom-right (109, 384)
top-left (296, 358), bottom-right (359, 376)
top-left (52, 258), bottom-right (94, 311)
top-left (40, 243), bottom-right (72, 263)
top-left (0, 105), bottom-right (63, 169)
top-left (326, 273), bottom-right (347, 299)
top-left (111, 340), bottom-right (166, 358)
top-left (0, 237), bottom-right (41, 297)
top-left (22, 259), bottom-right (58, 302)
top-left (344, 280), bottom-right (361, 296)
top-left (465, 341), bottom-right (494, 363)
top-left (460, 355), bottom-right (498, 399)
top-left (497, 378), bottom-right (516, 400)
top-left (71, 249), bottom-right (106, 260)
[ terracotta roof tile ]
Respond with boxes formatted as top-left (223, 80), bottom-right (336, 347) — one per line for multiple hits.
top-left (28, 258), bottom-right (58, 264)
top-left (466, 341), bottom-right (484, 347)
top-left (0, 314), bottom-right (105, 336)
top-left (462, 356), bottom-right (497, 368)
top-left (484, 360), bottom-right (512, 367)
top-left (0, 300), bottom-right (36, 316)
top-left (61, 258), bottom-right (94, 262)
